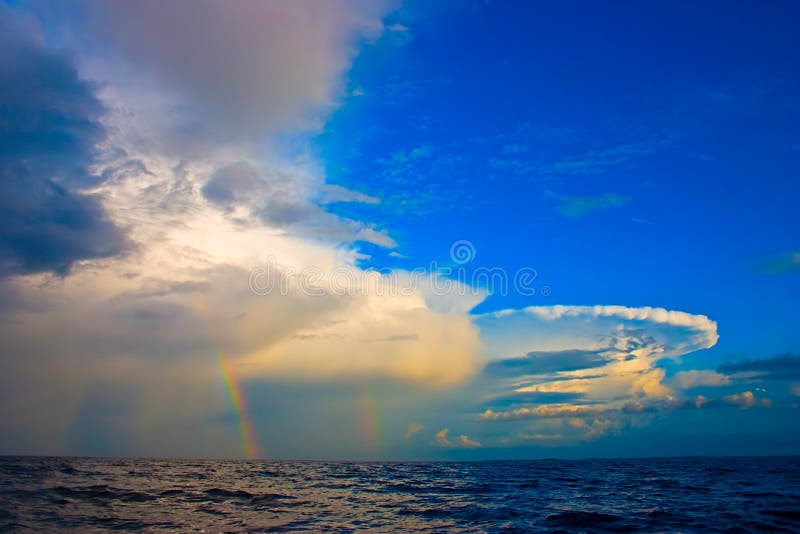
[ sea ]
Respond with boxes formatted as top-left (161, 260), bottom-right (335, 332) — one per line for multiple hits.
top-left (1, 455), bottom-right (798, 532)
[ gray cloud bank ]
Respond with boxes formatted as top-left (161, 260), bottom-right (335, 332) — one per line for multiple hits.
top-left (0, 10), bottom-right (128, 276)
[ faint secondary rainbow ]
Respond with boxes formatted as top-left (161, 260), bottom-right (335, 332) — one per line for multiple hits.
top-left (192, 297), bottom-right (261, 459)
top-left (356, 390), bottom-right (380, 456)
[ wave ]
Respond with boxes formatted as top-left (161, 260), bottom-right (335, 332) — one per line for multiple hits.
top-left (0, 455), bottom-right (798, 532)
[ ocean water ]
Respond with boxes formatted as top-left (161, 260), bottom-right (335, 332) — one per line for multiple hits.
top-left (1, 456), bottom-right (798, 532)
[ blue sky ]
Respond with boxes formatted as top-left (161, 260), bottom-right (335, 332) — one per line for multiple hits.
top-left (321, 0), bottom-right (800, 352)
top-left (0, 1), bottom-right (798, 460)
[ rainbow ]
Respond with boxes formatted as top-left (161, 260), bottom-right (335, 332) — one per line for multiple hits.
top-left (356, 390), bottom-right (380, 456)
top-left (217, 353), bottom-right (260, 460)
top-left (193, 297), bottom-right (261, 460)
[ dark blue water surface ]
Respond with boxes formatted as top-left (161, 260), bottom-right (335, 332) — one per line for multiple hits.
top-left (1, 456), bottom-right (799, 532)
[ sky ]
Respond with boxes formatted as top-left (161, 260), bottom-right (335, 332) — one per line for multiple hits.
top-left (0, 0), bottom-right (798, 460)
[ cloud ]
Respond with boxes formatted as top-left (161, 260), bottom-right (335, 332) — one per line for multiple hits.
top-left (717, 354), bottom-right (800, 381)
top-left (484, 349), bottom-right (609, 377)
top-left (202, 161), bottom-right (314, 227)
top-left (0, 0), bottom-right (455, 391)
top-left (35, 0), bottom-right (400, 253)
top-left (480, 389), bottom-right (772, 426)
top-left (0, 1), bottom-right (493, 457)
top-left (756, 251), bottom-right (800, 274)
top-left (353, 227), bottom-right (398, 248)
top-left (457, 434), bottom-right (481, 448)
top-left (545, 138), bottom-right (671, 176)
top-left (481, 397), bottom-right (694, 421)
top-left (473, 305), bottom-right (720, 441)
top-left (434, 428), bottom-right (480, 448)
top-left (320, 185), bottom-right (380, 205)
top-left (673, 370), bottom-right (731, 389)
top-left (481, 305), bottom-right (719, 361)
top-left (564, 417), bottom-right (620, 440)
top-left (383, 22), bottom-right (412, 45)
top-left (404, 423), bottom-right (423, 440)
top-left (519, 432), bottom-right (564, 442)
top-left (198, 161), bottom-right (390, 245)
top-left (723, 391), bottom-right (773, 409)
top-left (435, 428), bottom-right (451, 447)
top-left (520, 305), bottom-right (719, 345)
top-left (480, 404), bottom-right (612, 422)
top-left (547, 191), bottom-right (631, 218)
top-left (517, 417), bottom-right (622, 444)
top-left (484, 132), bottom-right (673, 184)
top-left (376, 144), bottom-right (435, 167)
top-left (237, 278), bottom-right (482, 385)
top-left (0, 245), bottom-right (487, 455)
top-left (0, 10), bottom-right (128, 276)
top-left (386, 23), bottom-right (409, 32)
top-left (5, 1), bottom-right (777, 460)
top-left (58, 0), bottom-right (392, 141)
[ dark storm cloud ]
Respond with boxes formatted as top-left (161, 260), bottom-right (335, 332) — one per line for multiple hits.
top-left (0, 10), bottom-right (128, 276)
top-left (718, 354), bottom-right (800, 381)
top-left (484, 349), bottom-right (609, 377)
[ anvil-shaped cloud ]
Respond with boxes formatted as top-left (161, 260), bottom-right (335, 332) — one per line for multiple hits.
top-left (472, 306), bottom-right (719, 442)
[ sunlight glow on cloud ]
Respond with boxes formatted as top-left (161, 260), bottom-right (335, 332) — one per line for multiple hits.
top-left (723, 391), bottom-right (773, 409)
top-left (473, 305), bottom-right (721, 444)
top-left (434, 428), bottom-right (481, 448)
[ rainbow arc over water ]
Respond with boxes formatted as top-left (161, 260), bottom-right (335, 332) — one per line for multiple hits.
top-left (216, 353), bottom-right (260, 460)
top-left (193, 297), bottom-right (261, 459)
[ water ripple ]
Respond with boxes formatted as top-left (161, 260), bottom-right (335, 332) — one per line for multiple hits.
top-left (0, 456), bottom-right (798, 532)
